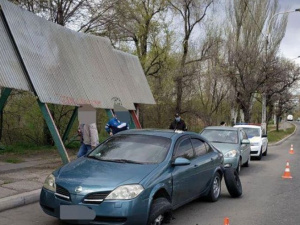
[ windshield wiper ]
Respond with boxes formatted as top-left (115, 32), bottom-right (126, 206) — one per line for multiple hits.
top-left (105, 159), bottom-right (143, 164)
top-left (87, 155), bottom-right (101, 160)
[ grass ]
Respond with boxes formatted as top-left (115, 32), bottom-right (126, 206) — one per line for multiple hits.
top-left (4, 158), bottom-right (24, 164)
top-left (0, 143), bottom-right (56, 155)
top-left (267, 125), bottom-right (295, 143)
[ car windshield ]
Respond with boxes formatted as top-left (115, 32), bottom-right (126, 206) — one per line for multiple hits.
top-left (88, 134), bottom-right (171, 164)
top-left (242, 128), bottom-right (260, 138)
top-left (201, 129), bottom-right (238, 144)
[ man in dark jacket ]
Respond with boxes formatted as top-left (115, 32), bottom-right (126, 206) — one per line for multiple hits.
top-left (169, 113), bottom-right (187, 131)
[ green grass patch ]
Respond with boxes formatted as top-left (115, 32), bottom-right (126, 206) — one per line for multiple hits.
top-left (0, 143), bottom-right (56, 155)
top-left (268, 126), bottom-right (295, 143)
top-left (5, 158), bottom-right (24, 164)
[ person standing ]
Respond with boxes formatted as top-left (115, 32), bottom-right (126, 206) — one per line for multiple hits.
top-left (169, 113), bottom-right (187, 131)
top-left (105, 113), bottom-right (129, 136)
top-left (220, 121), bottom-right (226, 126)
top-left (77, 123), bottom-right (99, 158)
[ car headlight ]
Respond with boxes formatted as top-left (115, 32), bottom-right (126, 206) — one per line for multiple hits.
top-left (224, 150), bottom-right (238, 158)
top-left (251, 142), bottom-right (260, 146)
top-left (105, 185), bottom-right (144, 200)
top-left (43, 174), bottom-right (56, 192)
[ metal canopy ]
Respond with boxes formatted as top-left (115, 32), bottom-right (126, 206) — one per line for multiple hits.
top-left (0, 0), bottom-right (155, 110)
top-left (0, 10), bottom-right (32, 92)
top-left (114, 50), bottom-right (156, 105)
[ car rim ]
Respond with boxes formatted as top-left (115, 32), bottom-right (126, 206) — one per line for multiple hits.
top-left (213, 176), bottom-right (220, 198)
top-left (152, 214), bottom-right (164, 225)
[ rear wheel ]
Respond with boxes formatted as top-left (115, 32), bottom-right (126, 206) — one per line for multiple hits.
top-left (224, 167), bottom-right (242, 198)
top-left (206, 172), bottom-right (221, 202)
top-left (148, 198), bottom-right (172, 225)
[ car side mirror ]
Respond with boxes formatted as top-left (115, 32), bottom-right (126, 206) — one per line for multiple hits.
top-left (241, 139), bottom-right (250, 145)
top-left (172, 157), bottom-right (191, 166)
top-left (262, 134), bottom-right (267, 138)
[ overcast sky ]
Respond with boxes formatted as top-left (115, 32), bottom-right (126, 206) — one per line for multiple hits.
top-left (278, 0), bottom-right (300, 63)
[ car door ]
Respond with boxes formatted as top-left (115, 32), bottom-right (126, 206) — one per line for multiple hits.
top-left (240, 129), bottom-right (250, 164)
top-left (190, 138), bottom-right (217, 194)
top-left (171, 137), bottom-right (198, 207)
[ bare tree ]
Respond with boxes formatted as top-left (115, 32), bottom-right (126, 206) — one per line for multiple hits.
top-left (225, 0), bottom-right (287, 122)
top-left (167, 0), bottom-right (214, 114)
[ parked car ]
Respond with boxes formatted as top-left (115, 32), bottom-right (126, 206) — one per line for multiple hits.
top-left (234, 125), bottom-right (268, 160)
top-left (40, 129), bottom-right (225, 225)
top-left (287, 115), bottom-right (294, 121)
top-left (200, 126), bottom-right (251, 173)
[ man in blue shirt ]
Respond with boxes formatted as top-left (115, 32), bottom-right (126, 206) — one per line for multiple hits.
top-left (105, 113), bottom-right (129, 136)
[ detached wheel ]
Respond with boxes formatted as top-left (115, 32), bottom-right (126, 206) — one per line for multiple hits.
top-left (206, 172), bottom-right (221, 202)
top-left (224, 167), bottom-right (242, 198)
top-left (148, 198), bottom-right (172, 225)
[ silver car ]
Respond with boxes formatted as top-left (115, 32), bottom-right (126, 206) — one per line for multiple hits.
top-left (201, 126), bottom-right (251, 174)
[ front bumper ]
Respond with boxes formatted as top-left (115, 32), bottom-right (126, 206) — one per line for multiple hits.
top-left (250, 145), bottom-right (261, 156)
top-left (223, 157), bottom-right (239, 170)
top-left (40, 188), bottom-right (149, 225)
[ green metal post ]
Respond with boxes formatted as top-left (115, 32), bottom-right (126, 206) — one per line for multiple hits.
top-left (105, 109), bottom-right (114, 119)
top-left (62, 106), bottom-right (78, 143)
top-left (129, 112), bottom-right (136, 129)
top-left (0, 88), bottom-right (12, 112)
top-left (38, 100), bottom-right (70, 164)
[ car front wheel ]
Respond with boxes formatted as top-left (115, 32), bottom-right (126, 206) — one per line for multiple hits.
top-left (257, 147), bottom-right (263, 160)
top-left (148, 198), bottom-right (172, 225)
top-left (206, 172), bottom-right (221, 202)
top-left (262, 145), bottom-right (268, 156)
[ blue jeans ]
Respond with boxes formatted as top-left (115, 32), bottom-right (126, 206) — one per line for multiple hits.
top-left (77, 143), bottom-right (92, 158)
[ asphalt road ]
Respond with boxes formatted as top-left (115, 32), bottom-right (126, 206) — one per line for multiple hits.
top-left (1, 123), bottom-right (300, 225)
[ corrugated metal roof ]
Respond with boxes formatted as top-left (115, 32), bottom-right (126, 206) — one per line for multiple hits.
top-left (0, 10), bottom-right (32, 91)
top-left (114, 50), bottom-right (156, 104)
top-left (0, 0), bottom-right (155, 109)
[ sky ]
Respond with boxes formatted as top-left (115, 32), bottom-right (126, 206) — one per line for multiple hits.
top-left (278, 0), bottom-right (300, 63)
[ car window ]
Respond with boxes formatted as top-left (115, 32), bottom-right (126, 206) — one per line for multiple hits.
top-left (201, 129), bottom-right (238, 144)
top-left (241, 130), bottom-right (248, 139)
top-left (205, 143), bottom-right (213, 153)
top-left (88, 134), bottom-right (171, 164)
top-left (175, 138), bottom-right (194, 160)
top-left (191, 139), bottom-right (206, 156)
top-left (242, 128), bottom-right (260, 138)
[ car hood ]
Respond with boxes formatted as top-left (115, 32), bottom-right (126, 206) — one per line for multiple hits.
top-left (248, 136), bottom-right (261, 143)
top-left (56, 157), bottom-right (158, 194)
top-left (210, 143), bottom-right (240, 153)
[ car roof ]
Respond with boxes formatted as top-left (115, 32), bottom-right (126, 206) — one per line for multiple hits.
top-left (202, 126), bottom-right (240, 131)
top-left (116, 129), bottom-right (199, 139)
top-left (234, 125), bottom-right (261, 129)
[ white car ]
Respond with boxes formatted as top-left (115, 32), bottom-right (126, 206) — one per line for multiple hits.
top-left (234, 125), bottom-right (268, 160)
top-left (287, 115), bottom-right (293, 121)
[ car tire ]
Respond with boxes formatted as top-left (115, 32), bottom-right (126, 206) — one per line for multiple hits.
top-left (147, 198), bottom-right (172, 225)
top-left (206, 172), bottom-right (221, 202)
top-left (224, 167), bottom-right (243, 198)
top-left (262, 145), bottom-right (268, 156)
top-left (243, 154), bottom-right (250, 167)
top-left (236, 158), bottom-right (242, 174)
top-left (257, 148), bottom-right (262, 160)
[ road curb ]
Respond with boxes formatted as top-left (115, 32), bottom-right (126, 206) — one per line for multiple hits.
top-left (0, 189), bottom-right (40, 212)
top-left (268, 123), bottom-right (297, 147)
